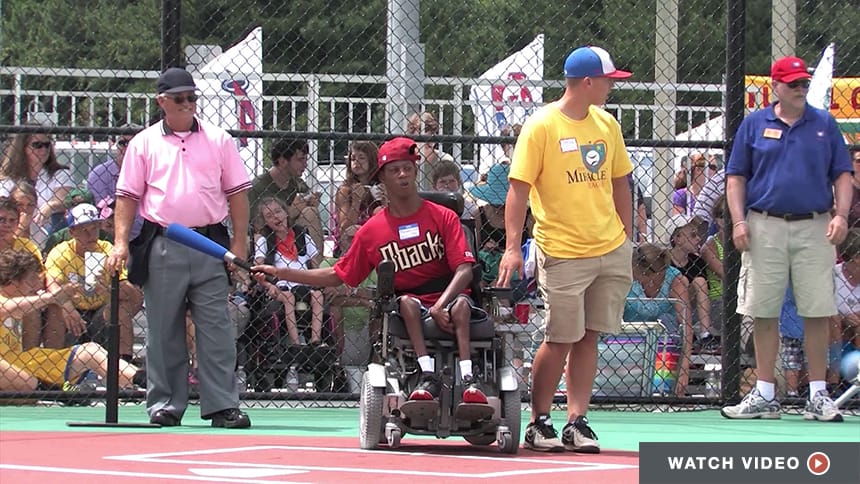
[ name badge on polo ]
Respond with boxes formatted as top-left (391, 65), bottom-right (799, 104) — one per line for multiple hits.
top-left (398, 223), bottom-right (420, 240)
top-left (559, 138), bottom-right (579, 153)
top-left (763, 128), bottom-right (783, 139)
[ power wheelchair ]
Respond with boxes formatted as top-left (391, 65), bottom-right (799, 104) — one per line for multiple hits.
top-left (358, 192), bottom-right (521, 454)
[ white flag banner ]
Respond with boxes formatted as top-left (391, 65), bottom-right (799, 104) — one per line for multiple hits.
top-left (470, 34), bottom-right (544, 172)
top-left (807, 42), bottom-right (835, 110)
top-left (196, 27), bottom-right (263, 175)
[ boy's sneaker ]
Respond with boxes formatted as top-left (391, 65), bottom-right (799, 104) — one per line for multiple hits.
top-left (409, 372), bottom-right (441, 401)
top-left (720, 388), bottom-right (781, 419)
top-left (462, 375), bottom-right (488, 404)
top-left (561, 415), bottom-right (600, 453)
top-left (697, 335), bottom-right (721, 354)
top-left (523, 416), bottom-right (564, 452)
top-left (804, 390), bottom-right (843, 422)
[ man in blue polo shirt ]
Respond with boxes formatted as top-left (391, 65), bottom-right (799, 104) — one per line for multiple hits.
top-left (721, 56), bottom-right (851, 422)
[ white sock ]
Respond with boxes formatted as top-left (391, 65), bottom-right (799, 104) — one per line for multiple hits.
top-left (459, 360), bottom-right (473, 381)
top-left (809, 380), bottom-right (827, 397)
top-left (755, 380), bottom-right (775, 400)
top-left (418, 355), bottom-right (434, 373)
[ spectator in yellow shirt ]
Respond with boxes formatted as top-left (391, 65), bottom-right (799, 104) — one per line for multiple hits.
top-left (0, 249), bottom-right (145, 391)
top-left (44, 203), bottom-right (143, 362)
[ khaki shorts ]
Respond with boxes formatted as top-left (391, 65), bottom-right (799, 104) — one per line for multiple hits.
top-left (737, 210), bottom-right (836, 318)
top-left (536, 240), bottom-right (633, 343)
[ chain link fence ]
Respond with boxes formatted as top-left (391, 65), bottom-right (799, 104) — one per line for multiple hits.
top-left (0, 0), bottom-right (858, 414)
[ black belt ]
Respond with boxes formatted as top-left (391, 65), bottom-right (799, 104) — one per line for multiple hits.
top-left (152, 222), bottom-right (223, 237)
top-left (749, 208), bottom-right (826, 222)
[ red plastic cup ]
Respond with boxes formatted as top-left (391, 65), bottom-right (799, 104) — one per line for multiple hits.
top-left (514, 303), bottom-right (530, 324)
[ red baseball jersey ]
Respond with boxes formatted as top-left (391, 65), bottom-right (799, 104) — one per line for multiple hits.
top-left (334, 200), bottom-right (474, 306)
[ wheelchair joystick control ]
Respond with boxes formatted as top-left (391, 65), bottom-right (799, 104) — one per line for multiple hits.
top-left (377, 260), bottom-right (395, 297)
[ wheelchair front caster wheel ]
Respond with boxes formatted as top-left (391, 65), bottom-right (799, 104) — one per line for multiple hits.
top-left (387, 428), bottom-right (402, 448)
top-left (497, 430), bottom-right (517, 454)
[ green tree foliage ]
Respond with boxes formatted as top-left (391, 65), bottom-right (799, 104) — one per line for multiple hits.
top-left (1, 0), bottom-right (857, 131)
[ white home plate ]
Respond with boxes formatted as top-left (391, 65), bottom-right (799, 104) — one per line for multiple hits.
top-left (188, 468), bottom-right (307, 478)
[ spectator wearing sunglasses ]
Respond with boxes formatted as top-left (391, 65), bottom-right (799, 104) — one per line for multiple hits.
top-left (671, 152), bottom-right (709, 216)
top-left (108, 67), bottom-right (252, 429)
top-left (722, 56), bottom-right (851, 422)
top-left (87, 123), bottom-right (143, 239)
top-left (0, 123), bottom-right (74, 246)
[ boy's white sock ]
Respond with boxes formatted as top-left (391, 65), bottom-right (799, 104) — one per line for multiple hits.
top-left (459, 359), bottom-right (473, 381)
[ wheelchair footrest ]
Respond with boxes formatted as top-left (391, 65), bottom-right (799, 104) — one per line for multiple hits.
top-left (454, 403), bottom-right (495, 421)
top-left (399, 400), bottom-right (439, 420)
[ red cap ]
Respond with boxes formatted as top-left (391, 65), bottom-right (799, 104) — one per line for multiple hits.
top-left (771, 56), bottom-right (811, 83)
top-left (374, 137), bottom-right (420, 179)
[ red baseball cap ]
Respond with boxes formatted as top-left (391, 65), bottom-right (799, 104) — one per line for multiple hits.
top-left (373, 137), bottom-right (420, 180)
top-left (771, 56), bottom-right (811, 83)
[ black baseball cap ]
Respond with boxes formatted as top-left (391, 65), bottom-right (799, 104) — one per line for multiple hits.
top-left (157, 67), bottom-right (197, 94)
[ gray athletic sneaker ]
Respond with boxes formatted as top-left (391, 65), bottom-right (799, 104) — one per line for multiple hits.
top-left (523, 416), bottom-right (564, 452)
top-left (804, 390), bottom-right (843, 422)
top-left (561, 415), bottom-right (600, 453)
top-left (720, 388), bottom-right (781, 419)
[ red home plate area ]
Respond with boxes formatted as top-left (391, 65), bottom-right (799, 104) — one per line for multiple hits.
top-left (0, 431), bottom-right (638, 483)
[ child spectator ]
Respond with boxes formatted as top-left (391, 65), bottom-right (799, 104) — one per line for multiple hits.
top-left (779, 285), bottom-right (805, 398)
top-left (320, 224), bottom-right (376, 359)
top-left (667, 214), bottom-right (718, 353)
top-left (44, 203), bottom-right (143, 362)
top-left (431, 160), bottom-right (478, 223)
top-left (700, 194), bottom-right (726, 350)
top-left (253, 197), bottom-right (324, 345)
top-left (0, 249), bottom-right (145, 391)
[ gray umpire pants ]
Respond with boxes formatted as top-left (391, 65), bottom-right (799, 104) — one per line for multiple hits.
top-left (143, 235), bottom-right (238, 418)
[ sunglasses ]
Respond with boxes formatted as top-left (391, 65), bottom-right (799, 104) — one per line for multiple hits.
top-left (116, 138), bottom-right (130, 147)
top-left (29, 141), bottom-right (52, 150)
top-left (165, 93), bottom-right (199, 104)
top-left (0, 216), bottom-right (17, 225)
top-left (785, 79), bottom-right (811, 89)
top-left (708, 164), bottom-right (718, 170)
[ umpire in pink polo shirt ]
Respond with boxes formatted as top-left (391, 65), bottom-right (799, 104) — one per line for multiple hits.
top-left (108, 67), bottom-right (253, 428)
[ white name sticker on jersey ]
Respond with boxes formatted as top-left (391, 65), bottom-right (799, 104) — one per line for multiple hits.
top-left (398, 223), bottom-right (420, 240)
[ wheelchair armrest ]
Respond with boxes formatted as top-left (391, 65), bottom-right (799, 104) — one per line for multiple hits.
top-left (484, 286), bottom-right (513, 300)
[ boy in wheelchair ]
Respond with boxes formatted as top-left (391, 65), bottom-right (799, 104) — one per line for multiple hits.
top-left (252, 137), bottom-right (489, 405)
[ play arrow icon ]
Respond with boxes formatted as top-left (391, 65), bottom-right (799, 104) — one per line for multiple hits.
top-left (806, 452), bottom-right (830, 476)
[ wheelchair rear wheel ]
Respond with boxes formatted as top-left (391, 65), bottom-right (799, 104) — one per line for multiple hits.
top-left (359, 371), bottom-right (384, 450)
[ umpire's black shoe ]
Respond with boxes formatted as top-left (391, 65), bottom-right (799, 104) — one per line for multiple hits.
top-left (205, 408), bottom-right (252, 429)
top-left (150, 409), bottom-right (181, 427)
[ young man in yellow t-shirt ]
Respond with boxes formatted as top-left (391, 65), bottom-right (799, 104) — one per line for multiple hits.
top-left (0, 249), bottom-right (145, 391)
top-left (44, 203), bottom-right (143, 362)
top-left (497, 46), bottom-right (634, 454)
